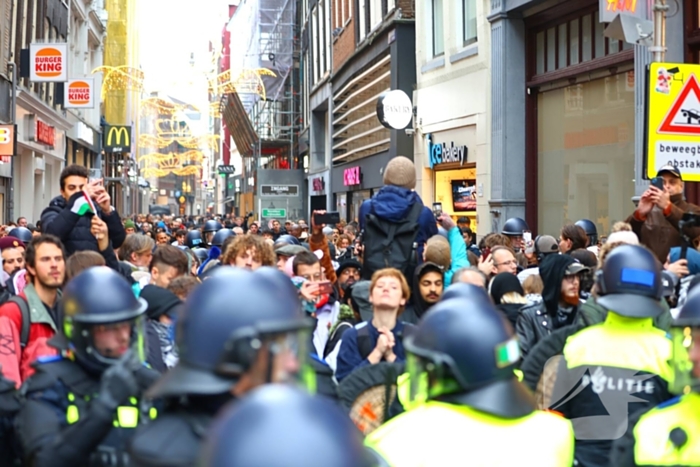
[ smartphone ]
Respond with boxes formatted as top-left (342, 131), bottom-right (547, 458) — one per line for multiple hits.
top-left (314, 211), bottom-right (340, 225)
top-left (317, 281), bottom-right (334, 295)
top-left (481, 246), bottom-right (491, 260)
top-left (651, 177), bottom-right (665, 191)
top-left (523, 230), bottom-right (534, 254)
top-left (432, 202), bottom-right (442, 219)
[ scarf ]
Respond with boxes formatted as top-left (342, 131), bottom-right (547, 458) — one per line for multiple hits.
top-left (152, 321), bottom-right (178, 368)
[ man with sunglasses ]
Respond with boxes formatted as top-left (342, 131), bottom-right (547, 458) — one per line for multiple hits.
top-left (128, 267), bottom-right (314, 467)
top-left (15, 267), bottom-right (159, 467)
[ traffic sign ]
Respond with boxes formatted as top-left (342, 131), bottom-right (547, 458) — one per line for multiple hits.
top-left (647, 62), bottom-right (700, 181)
top-left (218, 165), bottom-right (235, 175)
top-left (262, 208), bottom-right (286, 218)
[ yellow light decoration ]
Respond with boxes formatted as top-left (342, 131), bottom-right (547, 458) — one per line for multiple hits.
top-left (92, 66), bottom-right (145, 99)
top-left (138, 134), bottom-right (220, 150)
top-left (208, 68), bottom-right (277, 101)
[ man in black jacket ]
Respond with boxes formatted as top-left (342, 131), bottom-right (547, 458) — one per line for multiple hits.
top-left (516, 255), bottom-right (588, 358)
top-left (40, 165), bottom-right (126, 257)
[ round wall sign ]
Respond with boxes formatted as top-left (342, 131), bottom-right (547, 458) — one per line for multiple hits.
top-left (376, 90), bottom-right (413, 130)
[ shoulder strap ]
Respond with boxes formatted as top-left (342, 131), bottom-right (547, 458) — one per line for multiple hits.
top-left (357, 325), bottom-right (374, 361)
top-left (37, 359), bottom-right (97, 396)
top-left (8, 296), bottom-right (31, 349)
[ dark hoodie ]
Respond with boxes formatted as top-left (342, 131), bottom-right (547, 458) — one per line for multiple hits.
top-left (406, 262), bottom-right (444, 323)
top-left (516, 254), bottom-right (578, 358)
top-left (359, 185), bottom-right (438, 260)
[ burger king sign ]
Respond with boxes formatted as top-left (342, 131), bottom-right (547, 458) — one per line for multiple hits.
top-left (30, 43), bottom-right (68, 82)
top-left (65, 79), bottom-right (94, 108)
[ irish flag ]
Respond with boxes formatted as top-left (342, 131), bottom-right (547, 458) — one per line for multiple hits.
top-left (71, 190), bottom-right (97, 216)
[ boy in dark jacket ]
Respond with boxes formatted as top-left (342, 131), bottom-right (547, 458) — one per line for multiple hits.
top-left (40, 165), bottom-right (126, 257)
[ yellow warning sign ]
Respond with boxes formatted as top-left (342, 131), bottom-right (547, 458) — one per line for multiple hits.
top-left (647, 62), bottom-right (700, 181)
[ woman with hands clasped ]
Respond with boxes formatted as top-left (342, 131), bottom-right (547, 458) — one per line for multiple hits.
top-left (333, 268), bottom-right (412, 381)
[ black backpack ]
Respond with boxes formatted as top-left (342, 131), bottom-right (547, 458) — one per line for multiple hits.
top-left (361, 201), bottom-right (423, 281)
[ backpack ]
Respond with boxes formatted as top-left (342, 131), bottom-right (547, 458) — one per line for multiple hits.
top-left (361, 201), bottom-right (423, 281)
top-left (0, 294), bottom-right (30, 349)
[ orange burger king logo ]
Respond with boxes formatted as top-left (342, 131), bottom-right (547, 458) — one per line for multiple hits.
top-left (68, 81), bottom-right (91, 105)
top-left (34, 47), bottom-right (63, 78)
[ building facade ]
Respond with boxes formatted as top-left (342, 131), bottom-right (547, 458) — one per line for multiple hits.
top-left (329, 0), bottom-right (417, 223)
top-left (414, 0), bottom-right (489, 235)
top-left (487, 0), bottom-right (685, 237)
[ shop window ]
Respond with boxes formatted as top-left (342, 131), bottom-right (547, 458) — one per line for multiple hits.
top-left (462, 0), bottom-right (477, 46)
top-left (537, 74), bottom-right (635, 236)
top-left (569, 20), bottom-right (579, 65)
top-left (432, 0), bottom-right (444, 57)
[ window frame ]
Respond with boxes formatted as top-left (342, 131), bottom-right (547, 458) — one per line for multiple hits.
top-left (432, 0), bottom-right (444, 57)
top-left (462, 0), bottom-right (477, 46)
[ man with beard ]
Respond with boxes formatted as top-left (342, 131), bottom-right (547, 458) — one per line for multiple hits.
top-left (0, 236), bottom-right (25, 276)
top-left (0, 235), bottom-right (65, 385)
top-left (335, 259), bottom-right (361, 300)
top-left (516, 255), bottom-right (587, 358)
top-left (405, 262), bottom-right (444, 324)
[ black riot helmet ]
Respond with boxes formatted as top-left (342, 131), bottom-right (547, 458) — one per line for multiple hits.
top-left (501, 218), bottom-right (529, 237)
top-left (200, 385), bottom-right (387, 467)
top-left (146, 267), bottom-right (314, 399)
top-left (8, 227), bottom-right (32, 243)
top-left (404, 297), bottom-right (534, 418)
top-left (203, 220), bottom-right (223, 246)
top-left (595, 244), bottom-right (663, 318)
top-left (185, 230), bottom-right (204, 249)
top-left (575, 219), bottom-right (598, 245)
top-left (61, 267), bottom-right (148, 373)
top-left (670, 288), bottom-right (700, 394)
top-left (211, 228), bottom-right (235, 248)
top-left (274, 234), bottom-right (301, 247)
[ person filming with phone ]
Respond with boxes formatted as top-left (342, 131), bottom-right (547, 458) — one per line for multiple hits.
top-left (626, 165), bottom-right (700, 263)
top-left (41, 165), bottom-right (127, 258)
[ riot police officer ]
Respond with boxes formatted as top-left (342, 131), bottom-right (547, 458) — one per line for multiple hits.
top-left (501, 217), bottom-right (529, 252)
top-left (365, 296), bottom-right (575, 466)
top-left (15, 267), bottom-right (159, 467)
top-left (197, 228), bottom-right (235, 275)
top-left (610, 286), bottom-right (700, 466)
top-left (185, 230), bottom-right (203, 249)
top-left (575, 219), bottom-right (598, 246)
top-left (202, 220), bottom-right (223, 247)
top-left (200, 385), bottom-right (386, 467)
top-left (128, 267), bottom-right (315, 467)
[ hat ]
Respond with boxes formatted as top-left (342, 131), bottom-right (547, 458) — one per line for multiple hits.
top-left (657, 164), bottom-right (682, 180)
top-left (124, 220), bottom-right (136, 229)
top-left (535, 235), bottom-right (559, 255)
top-left (0, 236), bottom-right (24, 251)
top-left (490, 272), bottom-right (524, 304)
top-left (383, 156), bottom-right (416, 190)
top-left (275, 244), bottom-right (307, 258)
top-left (336, 258), bottom-right (362, 276)
top-left (564, 261), bottom-right (589, 276)
top-left (607, 231), bottom-right (639, 245)
top-left (139, 285), bottom-right (183, 320)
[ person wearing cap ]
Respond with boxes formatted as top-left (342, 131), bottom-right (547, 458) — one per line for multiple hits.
top-left (358, 156), bottom-right (438, 278)
top-left (526, 245), bottom-right (674, 467)
top-left (610, 286), bottom-right (700, 466)
top-left (517, 234), bottom-right (560, 285)
top-left (365, 295), bottom-right (574, 466)
top-left (124, 220), bottom-right (136, 235)
top-left (517, 255), bottom-right (588, 358)
top-left (275, 243), bottom-right (307, 271)
top-left (626, 164), bottom-right (700, 263)
top-left (0, 236), bottom-right (25, 277)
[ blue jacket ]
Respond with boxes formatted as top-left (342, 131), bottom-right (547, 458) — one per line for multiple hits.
top-left (335, 320), bottom-right (407, 382)
top-left (359, 186), bottom-right (438, 260)
top-left (444, 227), bottom-right (470, 285)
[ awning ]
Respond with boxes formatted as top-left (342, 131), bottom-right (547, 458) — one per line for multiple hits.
top-left (222, 92), bottom-right (258, 158)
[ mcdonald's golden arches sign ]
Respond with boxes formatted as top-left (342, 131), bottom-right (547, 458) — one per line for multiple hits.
top-left (103, 125), bottom-right (131, 153)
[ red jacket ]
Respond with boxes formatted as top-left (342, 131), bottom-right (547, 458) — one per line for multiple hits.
top-left (0, 291), bottom-right (58, 387)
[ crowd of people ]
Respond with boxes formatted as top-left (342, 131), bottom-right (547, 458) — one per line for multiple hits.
top-left (0, 160), bottom-right (696, 465)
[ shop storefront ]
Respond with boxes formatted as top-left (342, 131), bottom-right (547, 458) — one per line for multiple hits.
top-left (308, 171), bottom-right (329, 213)
top-left (66, 121), bottom-right (99, 168)
top-left (331, 151), bottom-right (392, 223)
top-left (427, 128), bottom-right (478, 231)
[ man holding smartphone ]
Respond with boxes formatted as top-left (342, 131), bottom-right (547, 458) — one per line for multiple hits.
top-left (626, 165), bottom-right (700, 262)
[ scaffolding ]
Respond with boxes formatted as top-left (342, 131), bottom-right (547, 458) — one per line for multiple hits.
top-left (225, 0), bottom-right (301, 166)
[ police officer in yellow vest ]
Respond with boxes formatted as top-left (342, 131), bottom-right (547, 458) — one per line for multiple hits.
top-left (540, 244), bottom-right (673, 467)
top-left (610, 284), bottom-right (700, 466)
top-left (15, 267), bottom-right (159, 466)
top-left (365, 295), bottom-right (575, 466)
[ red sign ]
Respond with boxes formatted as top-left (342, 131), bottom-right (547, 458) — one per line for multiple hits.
top-left (0, 125), bottom-right (14, 163)
top-left (312, 177), bottom-right (324, 191)
top-left (343, 167), bottom-right (361, 186)
top-left (36, 120), bottom-right (55, 147)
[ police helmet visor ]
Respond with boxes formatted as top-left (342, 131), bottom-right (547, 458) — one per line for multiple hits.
top-left (670, 326), bottom-right (700, 395)
top-left (65, 315), bottom-right (147, 368)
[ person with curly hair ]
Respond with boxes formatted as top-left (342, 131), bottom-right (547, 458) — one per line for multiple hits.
top-left (221, 234), bottom-right (275, 271)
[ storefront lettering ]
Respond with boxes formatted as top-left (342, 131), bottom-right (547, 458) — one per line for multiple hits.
top-left (36, 120), bottom-right (55, 148)
top-left (605, 0), bottom-right (636, 14)
top-left (344, 167), bottom-right (361, 186)
top-left (312, 177), bottom-right (325, 191)
top-left (428, 140), bottom-right (467, 169)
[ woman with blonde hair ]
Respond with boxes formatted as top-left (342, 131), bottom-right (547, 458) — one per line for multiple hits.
top-left (490, 272), bottom-right (527, 328)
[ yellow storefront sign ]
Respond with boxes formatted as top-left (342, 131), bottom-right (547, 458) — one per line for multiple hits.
top-left (647, 62), bottom-right (700, 181)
